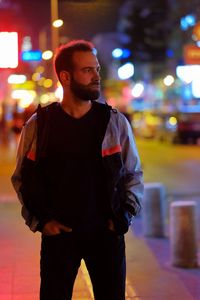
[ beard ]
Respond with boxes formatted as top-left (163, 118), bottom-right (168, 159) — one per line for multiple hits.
top-left (70, 76), bottom-right (100, 101)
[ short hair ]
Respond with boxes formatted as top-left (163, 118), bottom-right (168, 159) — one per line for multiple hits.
top-left (54, 39), bottom-right (95, 80)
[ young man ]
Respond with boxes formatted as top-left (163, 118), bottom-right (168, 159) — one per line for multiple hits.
top-left (11, 40), bottom-right (143, 300)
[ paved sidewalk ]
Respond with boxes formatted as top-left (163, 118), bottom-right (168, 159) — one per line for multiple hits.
top-left (127, 218), bottom-right (200, 300)
top-left (0, 202), bottom-right (94, 300)
top-left (0, 201), bottom-right (199, 300)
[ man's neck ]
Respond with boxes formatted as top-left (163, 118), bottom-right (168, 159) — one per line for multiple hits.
top-left (60, 97), bottom-right (92, 119)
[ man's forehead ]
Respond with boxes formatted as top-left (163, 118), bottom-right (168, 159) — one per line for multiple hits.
top-left (72, 51), bottom-right (99, 67)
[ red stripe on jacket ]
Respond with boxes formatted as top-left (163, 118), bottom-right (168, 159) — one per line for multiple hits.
top-left (102, 144), bottom-right (122, 157)
top-left (26, 150), bottom-right (36, 161)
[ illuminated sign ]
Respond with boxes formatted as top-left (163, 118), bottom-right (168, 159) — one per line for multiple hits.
top-left (21, 36), bottom-right (32, 51)
top-left (184, 44), bottom-right (200, 65)
top-left (21, 50), bottom-right (42, 61)
top-left (8, 74), bottom-right (27, 84)
top-left (0, 32), bottom-right (18, 68)
top-left (193, 22), bottom-right (200, 41)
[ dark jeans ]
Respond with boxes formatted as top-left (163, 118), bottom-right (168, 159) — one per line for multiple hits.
top-left (40, 229), bottom-right (126, 300)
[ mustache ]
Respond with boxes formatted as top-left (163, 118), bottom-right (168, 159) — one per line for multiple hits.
top-left (90, 81), bottom-right (100, 86)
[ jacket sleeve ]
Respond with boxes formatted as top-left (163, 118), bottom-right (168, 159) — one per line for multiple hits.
top-left (119, 113), bottom-right (143, 216)
top-left (11, 114), bottom-right (39, 232)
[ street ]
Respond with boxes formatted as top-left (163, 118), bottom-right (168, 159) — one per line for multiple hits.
top-left (137, 138), bottom-right (200, 195)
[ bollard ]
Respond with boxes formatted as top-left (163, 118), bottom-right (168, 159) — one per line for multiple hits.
top-left (142, 182), bottom-right (167, 237)
top-left (170, 201), bottom-right (198, 268)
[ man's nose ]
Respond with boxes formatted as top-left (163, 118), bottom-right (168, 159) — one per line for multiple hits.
top-left (93, 70), bottom-right (101, 80)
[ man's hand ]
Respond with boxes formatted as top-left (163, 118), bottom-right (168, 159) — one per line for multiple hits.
top-left (42, 220), bottom-right (72, 236)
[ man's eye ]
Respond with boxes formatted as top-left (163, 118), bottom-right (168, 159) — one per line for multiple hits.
top-left (83, 68), bottom-right (100, 73)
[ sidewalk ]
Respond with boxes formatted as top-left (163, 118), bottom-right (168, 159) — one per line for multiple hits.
top-left (127, 217), bottom-right (200, 300)
top-left (0, 202), bottom-right (94, 300)
top-left (0, 200), bottom-right (199, 300)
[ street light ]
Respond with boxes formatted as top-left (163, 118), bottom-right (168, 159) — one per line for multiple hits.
top-left (52, 19), bottom-right (63, 28)
top-left (50, 0), bottom-right (64, 86)
top-left (42, 50), bottom-right (53, 60)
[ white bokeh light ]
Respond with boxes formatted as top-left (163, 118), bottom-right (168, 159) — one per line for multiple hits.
top-left (118, 63), bottom-right (134, 80)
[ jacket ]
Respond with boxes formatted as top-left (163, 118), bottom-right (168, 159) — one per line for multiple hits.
top-left (11, 102), bottom-right (143, 234)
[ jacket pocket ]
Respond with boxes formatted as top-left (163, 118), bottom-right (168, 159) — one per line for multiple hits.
top-left (111, 178), bottom-right (132, 235)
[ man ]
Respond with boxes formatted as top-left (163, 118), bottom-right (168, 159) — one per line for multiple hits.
top-left (11, 40), bottom-right (143, 300)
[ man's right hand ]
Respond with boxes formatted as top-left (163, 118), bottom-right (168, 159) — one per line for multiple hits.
top-left (42, 220), bottom-right (72, 236)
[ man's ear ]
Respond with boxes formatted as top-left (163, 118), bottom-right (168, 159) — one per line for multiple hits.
top-left (59, 71), bottom-right (70, 86)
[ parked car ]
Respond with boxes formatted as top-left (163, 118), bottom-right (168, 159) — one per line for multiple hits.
top-left (132, 111), bottom-right (162, 139)
top-left (173, 112), bottom-right (200, 144)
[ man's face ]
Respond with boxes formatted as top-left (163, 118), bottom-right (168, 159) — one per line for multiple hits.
top-left (70, 51), bottom-right (101, 101)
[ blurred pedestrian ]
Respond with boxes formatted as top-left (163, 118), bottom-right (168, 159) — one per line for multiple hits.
top-left (11, 108), bottom-right (24, 144)
top-left (11, 40), bottom-right (143, 300)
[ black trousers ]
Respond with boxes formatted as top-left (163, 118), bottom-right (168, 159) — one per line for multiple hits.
top-left (40, 229), bottom-right (126, 300)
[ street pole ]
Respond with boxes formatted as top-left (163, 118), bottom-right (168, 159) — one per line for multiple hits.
top-left (51, 0), bottom-right (59, 52)
top-left (50, 0), bottom-right (59, 87)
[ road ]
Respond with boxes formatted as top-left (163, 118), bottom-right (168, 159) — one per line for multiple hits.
top-left (136, 138), bottom-right (200, 196)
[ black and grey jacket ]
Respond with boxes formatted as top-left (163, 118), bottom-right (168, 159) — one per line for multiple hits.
top-left (11, 102), bottom-right (143, 234)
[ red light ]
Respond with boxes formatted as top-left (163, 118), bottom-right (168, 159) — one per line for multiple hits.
top-left (0, 32), bottom-right (18, 68)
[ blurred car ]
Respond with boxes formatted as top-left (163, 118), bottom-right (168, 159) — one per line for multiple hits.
top-left (173, 112), bottom-right (200, 144)
top-left (132, 111), bottom-right (161, 139)
top-left (132, 111), bottom-right (177, 142)
top-left (132, 111), bottom-right (200, 144)
top-left (155, 114), bottom-right (177, 143)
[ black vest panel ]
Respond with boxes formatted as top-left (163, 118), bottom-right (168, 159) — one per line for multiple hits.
top-left (41, 101), bottom-right (111, 233)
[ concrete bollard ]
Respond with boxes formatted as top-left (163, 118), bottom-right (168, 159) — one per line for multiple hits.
top-left (142, 182), bottom-right (167, 237)
top-left (170, 201), bottom-right (198, 268)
